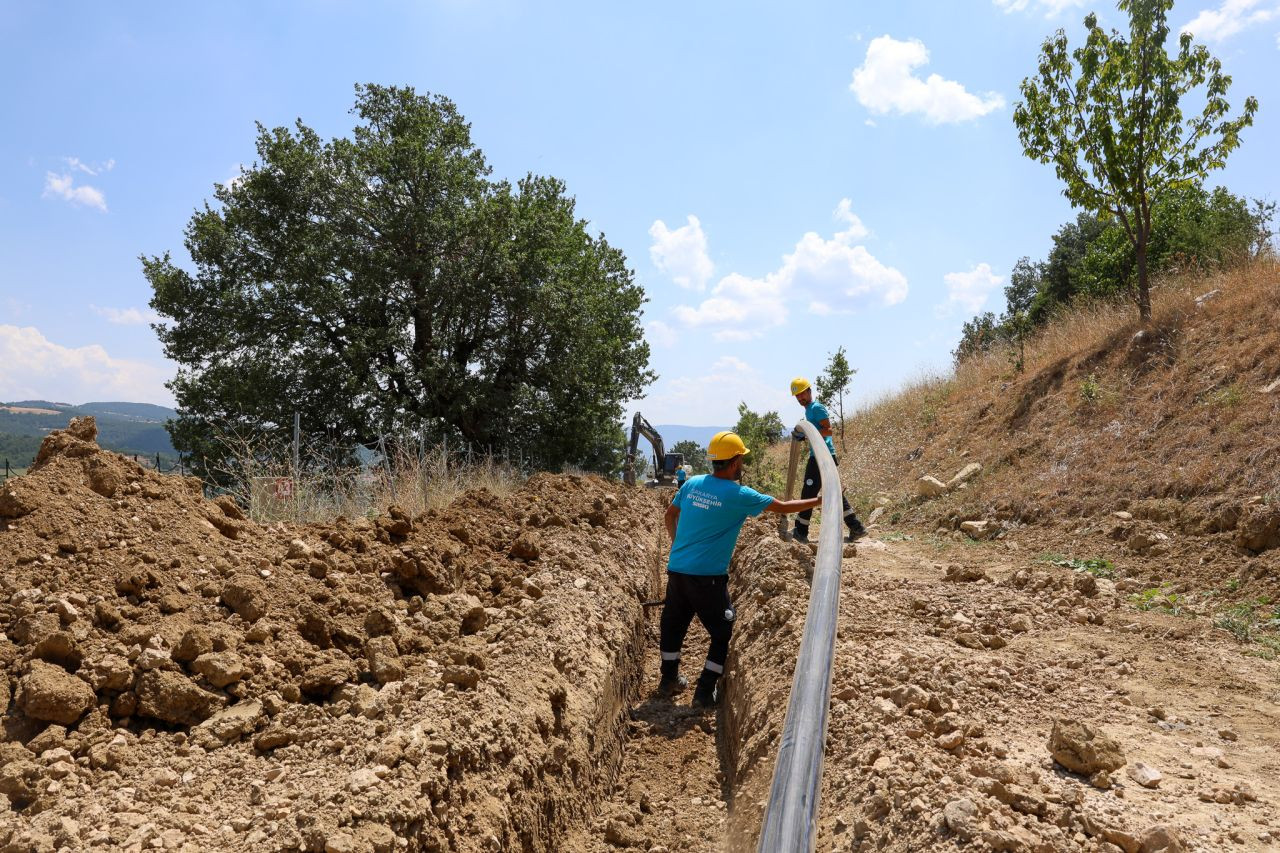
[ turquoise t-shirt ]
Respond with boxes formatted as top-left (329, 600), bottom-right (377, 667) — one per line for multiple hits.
top-left (805, 401), bottom-right (837, 457)
top-left (668, 475), bottom-right (773, 576)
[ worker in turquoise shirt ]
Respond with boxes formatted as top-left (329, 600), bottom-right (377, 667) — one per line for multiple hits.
top-left (659, 431), bottom-right (822, 708)
top-left (789, 376), bottom-right (867, 544)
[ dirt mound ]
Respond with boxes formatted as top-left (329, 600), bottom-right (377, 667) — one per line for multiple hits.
top-left (0, 419), bottom-right (665, 851)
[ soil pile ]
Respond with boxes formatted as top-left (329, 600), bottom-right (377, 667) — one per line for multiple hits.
top-left (0, 418), bottom-right (664, 852)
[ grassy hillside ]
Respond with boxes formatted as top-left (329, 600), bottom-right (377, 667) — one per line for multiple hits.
top-left (0, 400), bottom-right (178, 466)
top-left (834, 259), bottom-right (1280, 602)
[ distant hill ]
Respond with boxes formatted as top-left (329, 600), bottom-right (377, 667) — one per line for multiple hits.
top-left (651, 425), bottom-right (730, 448)
top-left (0, 400), bottom-right (178, 466)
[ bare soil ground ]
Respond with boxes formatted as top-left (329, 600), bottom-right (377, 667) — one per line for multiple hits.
top-left (3, 417), bottom-right (1278, 852)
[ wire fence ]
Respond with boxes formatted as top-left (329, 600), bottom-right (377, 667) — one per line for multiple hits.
top-left (0, 459), bottom-right (23, 485)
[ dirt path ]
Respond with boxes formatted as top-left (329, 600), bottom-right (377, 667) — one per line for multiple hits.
top-left (564, 525), bottom-right (1280, 852)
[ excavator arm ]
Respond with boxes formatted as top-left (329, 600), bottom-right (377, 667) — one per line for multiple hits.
top-left (624, 413), bottom-right (681, 487)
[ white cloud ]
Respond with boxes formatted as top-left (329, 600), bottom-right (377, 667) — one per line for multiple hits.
top-left (0, 325), bottom-right (174, 406)
top-left (640, 355), bottom-right (792, 425)
top-left (1181, 0), bottom-right (1279, 42)
top-left (850, 35), bottom-right (1005, 124)
top-left (672, 201), bottom-right (907, 340)
top-left (224, 163), bottom-right (248, 190)
top-left (647, 320), bottom-right (677, 348)
top-left (993, 0), bottom-right (1088, 16)
top-left (65, 157), bottom-right (115, 176)
top-left (92, 305), bottom-right (162, 326)
top-left (941, 263), bottom-right (1004, 314)
top-left (43, 172), bottom-right (107, 212)
top-left (649, 215), bottom-right (714, 290)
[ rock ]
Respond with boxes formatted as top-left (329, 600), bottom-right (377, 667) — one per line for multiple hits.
top-left (959, 520), bottom-right (994, 540)
top-left (442, 666), bottom-right (480, 690)
top-left (83, 653), bottom-right (133, 691)
top-left (916, 476), bottom-right (949, 498)
top-left (1235, 507), bottom-right (1280, 553)
top-left (286, 539), bottom-right (312, 560)
top-left (347, 768), bottom-right (380, 793)
top-left (1138, 824), bottom-right (1184, 852)
top-left (1218, 727), bottom-right (1238, 742)
top-left (937, 730), bottom-right (965, 750)
top-left (192, 652), bottom-right (248, 688)
top-left (1261, 376), bottom-right (1280, 394)
top-left (32, 631), bottom-right (81, 666)
top-left (365, 636), bottom-right (405, 684)
top-left (603, 818), bottom-right (642, 848)
top-left (136, 669), bottom-right (225, 725)
top-left (942, 798), bottom-right (978, 840)
top-left (1074, 573), bottom-right (1099, 597)
top-left (955, 632), bottom-right (985, 649)
top-left (326, 832), bottom-right (359, 853)
top-left (509, 532), bottom-right (541, 560)
top-left (173, 627), bottom-right (214, 663)
top-left (198, 700), bottom-right (263, 743)
top-left (1127, 762), bottom-right (1162, 788)
top-left (521, 577), bottom-right (544, 599)
top-left (1127, 530), bottom-right (1169, 555)
top-left (867, 507), bottom-right (886, 525)
top-left (1008, 614), bottom-right (1032, 633)
top-left (888, 684), bottom-right (930, 710)
top-left (1113, 511), bottom-right (1134, 521)
top-left (222, 578), bottom-right (267, 622)
top-left (948, 462), bottom-right (982, 488)
top-left (16, 660), bottom-right (96, 725)
top-left (1048, 718), bottom-right (1125, 776)
top-left (945, 563), bottom-right (989, 582)
top-left (459, 596), bottom-right (487, 635)
top-left (299, 659), bottom-right (357, 698)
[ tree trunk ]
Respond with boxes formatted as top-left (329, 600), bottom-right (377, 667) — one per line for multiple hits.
top-left (1136, 236), bottom-right (1151, 323)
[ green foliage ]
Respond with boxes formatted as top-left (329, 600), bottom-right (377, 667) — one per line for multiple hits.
top-left (1014, 0), bottom-right (1258, 322)
top-left (732, 402), bottom-right (785, 493)
top-left (814, 346), bottom-right (857, 453)
top-left (0, 433), bottom-right (43, 468)
top-left (1132, 585), bottom-right (1184, 615)
top-left (1038, 552), bottom-right (1116, 577)
top-left (1216, 599), bottom-right (1280, 645)
top-left (671, 439), bottom-right (710, 475)
top-left (144, 84), bottom-right (653, 479)
top-left (1079, 374), bottom-right (1102, 403)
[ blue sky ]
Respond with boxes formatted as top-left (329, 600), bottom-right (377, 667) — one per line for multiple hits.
top-left (2, 0), bottom-right (1276, 426)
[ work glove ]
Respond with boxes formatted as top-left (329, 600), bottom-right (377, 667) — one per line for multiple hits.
top-left (791, 428), bottom-right (806, 442)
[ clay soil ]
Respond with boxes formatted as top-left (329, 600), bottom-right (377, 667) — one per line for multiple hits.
top-left (3, 418), bottom-right (1279, 852)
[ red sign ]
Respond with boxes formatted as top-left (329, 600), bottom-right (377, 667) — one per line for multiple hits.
top-left (272, 477), bottom-right (294, 500)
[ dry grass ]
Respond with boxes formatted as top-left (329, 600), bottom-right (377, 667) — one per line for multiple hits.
top-left (216, 438), bottom-right (524, 524)
top-left (838, 258), bottom-right (1280, 524)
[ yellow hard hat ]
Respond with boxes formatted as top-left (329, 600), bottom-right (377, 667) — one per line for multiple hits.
top-left (790, 377), bottom-right (811, 395)
top-left (708, 431), bottom-right (750, 461)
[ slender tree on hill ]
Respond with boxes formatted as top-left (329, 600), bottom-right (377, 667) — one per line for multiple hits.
top-left (815, 346), bottom-right (856, 453)
top-left (143, 84), bottom-right (653, 476)
top-left (1013, 0), bottom-right (1257, 322)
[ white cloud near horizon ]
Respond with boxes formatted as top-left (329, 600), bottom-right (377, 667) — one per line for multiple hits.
top-left (640, 354), bottom-right (793, 425)
top-left (92, 305), bottom-right (163, 326)
top-left (649, 215), bottom-right (714, 290)
top-left (992, 0), bottom-right (1088, 16)
top-left (43, 172), bottom-right (107, 212)
top-left (647, 319), bottom-right (677, 348)
top-left (941, 263), bottom-right (1004, 315)
top-left (0, 325), bottom-right (174, 406)
top-left (1181, 0), bottom-right (1279, 42)
top-left (671, 199), bottom-right (907, 341)
top-left (851, 36), bottom-right (1005, 124)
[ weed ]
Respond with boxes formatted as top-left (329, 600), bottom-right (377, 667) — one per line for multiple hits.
top-left (1131, 586), bottom-right (1185, 615)
top-left (1038, 552), bottom-right (1116, 578)
top-left (1079, 374), bottom-right (1102, 403)
top-left (1226, 577), bottom-right (1241, 592)
top-left (1204, 382), bottom-right (1244, 408)
top-left (881, 532), bottom-right (914, 542)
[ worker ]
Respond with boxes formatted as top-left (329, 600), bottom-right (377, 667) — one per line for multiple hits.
top-left (659, 431), bottom-right (823, 708)
top-left (676, 466), bottom-right (687, 488)
top-left (789, 377), bottom-right (867, 544)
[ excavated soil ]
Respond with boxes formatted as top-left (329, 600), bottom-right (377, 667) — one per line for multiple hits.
top-left (4, 418), bottom-right (1279, 852)
top-left (0, 418), bottom-right (667, 852)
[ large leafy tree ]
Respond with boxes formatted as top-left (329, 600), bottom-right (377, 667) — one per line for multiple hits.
top-left (144, 85), bottom-right (652, 474)
top-left (1013, 0), bottom-right (1257, 322)
top-left (671, 439), bottom-right (709, 475)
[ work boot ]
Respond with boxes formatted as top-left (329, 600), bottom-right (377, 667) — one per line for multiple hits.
top-left (658, 674), bottom-right (688, 697)
top-left (692, 681), bottom-right (718, 709)
top-left (846, 520), bottom-right (868, 542)
top-left (791, 528), bottom-right (809, 544)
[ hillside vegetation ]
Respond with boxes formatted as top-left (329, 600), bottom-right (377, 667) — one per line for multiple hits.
top-left (0, 401), bottom-right (177, 467)
top-left (839, 259), bottom-right (1280, 600)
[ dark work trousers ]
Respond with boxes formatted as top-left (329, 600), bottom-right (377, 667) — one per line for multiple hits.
top-left (795, 454), bottom-right (861, 536)
top-left (659, 571), bottom-right (735, 690)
